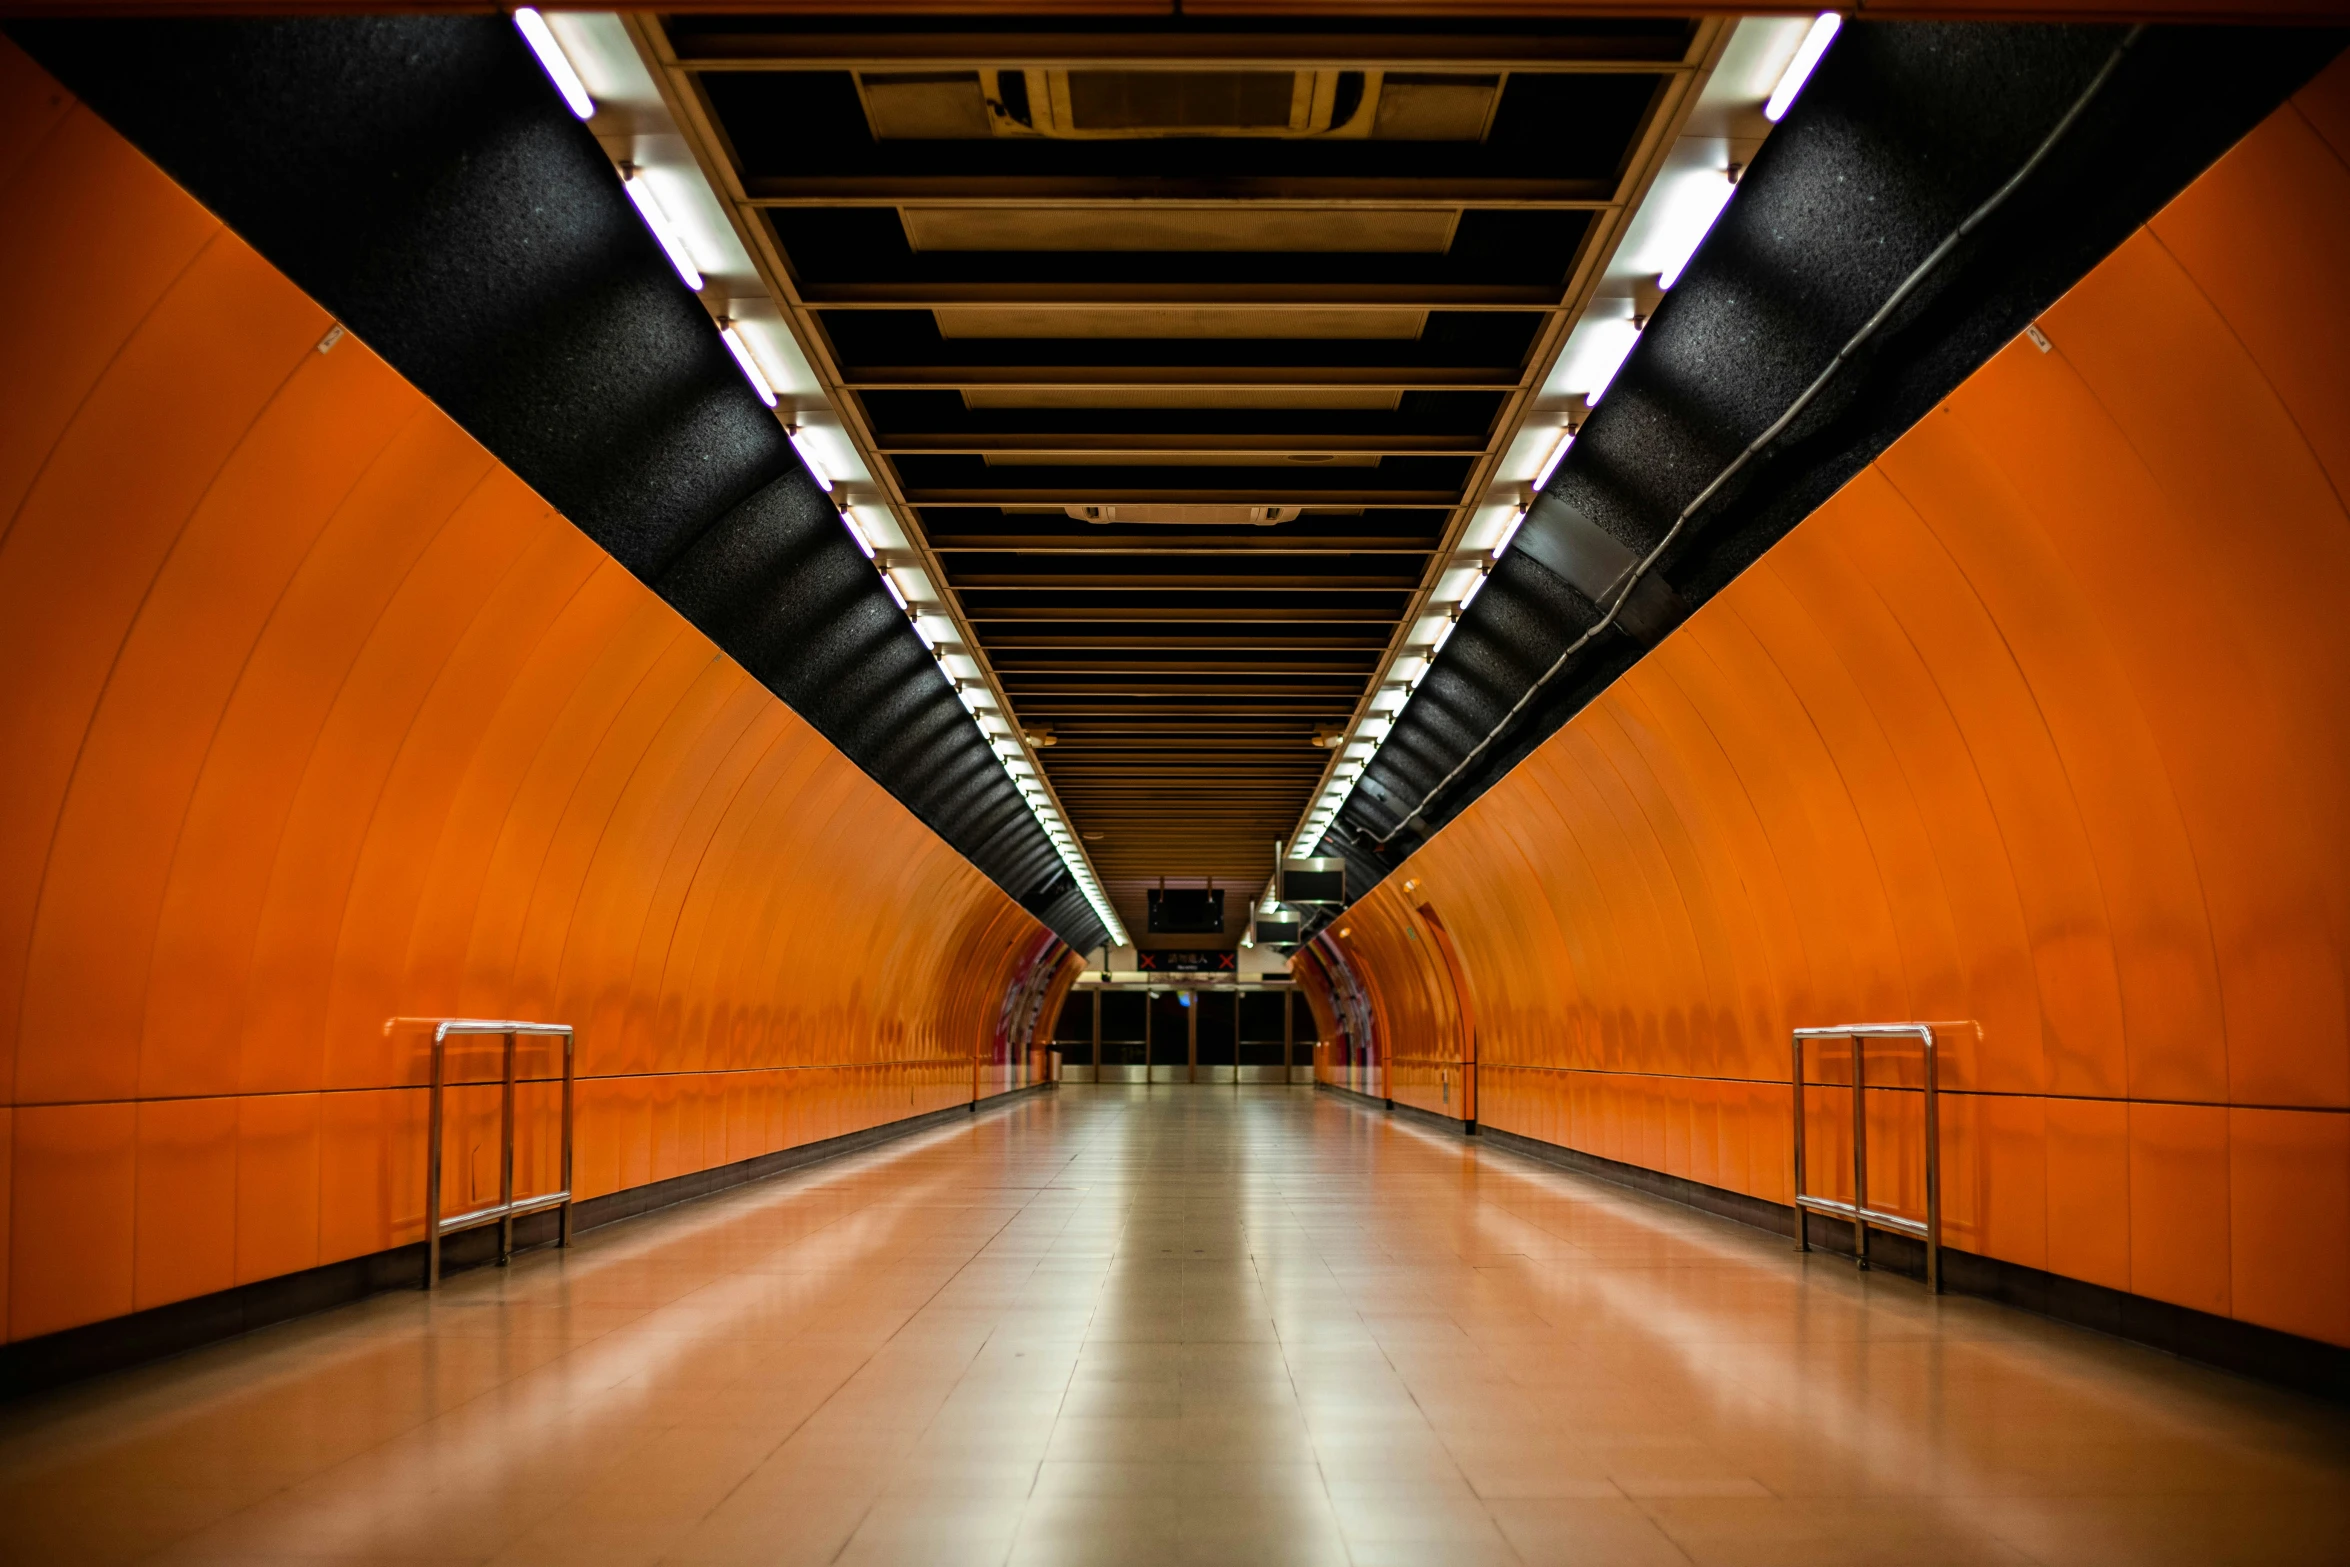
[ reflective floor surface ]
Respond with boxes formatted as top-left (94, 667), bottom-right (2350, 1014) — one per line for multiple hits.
top-left (2, 1085), bottom-right (2346, 1565)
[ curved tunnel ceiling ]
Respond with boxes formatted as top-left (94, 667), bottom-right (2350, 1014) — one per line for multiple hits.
top-left (1324, 20), bottom-right (2345, 919)
top-left (13, 11), bottom-right (2344, 959)
top-left (635, 8), bottom-right (1727, 948)
top-left (10, 14), bottom-right (1111, 954)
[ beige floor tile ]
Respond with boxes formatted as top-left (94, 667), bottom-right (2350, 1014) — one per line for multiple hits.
top-left (3, 1087), bottom-right (2346, 1567)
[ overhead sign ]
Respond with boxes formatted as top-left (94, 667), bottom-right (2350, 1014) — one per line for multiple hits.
top-left (1137, 950), bottom-right (1237, 973)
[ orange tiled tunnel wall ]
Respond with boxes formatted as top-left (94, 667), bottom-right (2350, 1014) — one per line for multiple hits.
top-left (0, 44), bottom-right (1059, 1345)
top-left (1316, 59), bottom-right (2350, 1348)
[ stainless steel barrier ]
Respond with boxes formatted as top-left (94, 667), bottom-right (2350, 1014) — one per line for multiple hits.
top-left (1791, 1023), bottom-right (1942, 1293)
top-left (387, 1018), bottom-right (576, 1288)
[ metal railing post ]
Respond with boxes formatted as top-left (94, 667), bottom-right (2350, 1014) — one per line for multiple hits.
top-left (426, 1027), bottom-right (447, 1289)
top-left (1788, 1023), bottom-right (1949, 1296)
top-left (398, 1018), bottom-right (574, 1291)
top-left (559, 1027), bottom-right (576, 1251)
top-left (498, 1027), bottom-right (517, 1267)
top-left (1791, 1033), bottom-right (1808, 1255)
top-left (1923, 1030), bottom-right (1941, 1294)
top-left (1851, 1032), bottom-right (1870, 1272)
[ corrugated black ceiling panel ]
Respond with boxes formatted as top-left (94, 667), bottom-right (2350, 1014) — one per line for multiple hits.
top-left (1329, 20), bottom-right (2343, 904)
top-left (12, 15), bottom-right (1106, 954)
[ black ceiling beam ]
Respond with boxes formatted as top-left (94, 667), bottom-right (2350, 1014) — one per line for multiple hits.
top-left (807, 283), bottom-right (1565, 308)
top-left (663, 22), bottom-right (1696, 70)
top-left (745, 179), bottom-right (1611, 206)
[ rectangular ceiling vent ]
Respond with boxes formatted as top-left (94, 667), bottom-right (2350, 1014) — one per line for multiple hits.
top-left (858, 70), bottom-right (1500, 143)
top-left (1067, 504), bottom-right (1301, 527)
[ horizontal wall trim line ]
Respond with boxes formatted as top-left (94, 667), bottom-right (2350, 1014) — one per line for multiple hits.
top-left (1316, 1082), bottom-right (2350, 1403)
top-left (4, 1062), bottom-right (1041, 1109)
top-left (1469, 1064), bottom-right (2350, 1115)
top-left (0, 1083), bottom-right (1055, 1403)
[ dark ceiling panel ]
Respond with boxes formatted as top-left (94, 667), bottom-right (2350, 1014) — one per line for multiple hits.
top-left (11, 14), bottom-right (1107, 954)
top-left (659, 15), bottom-right (1715, 945)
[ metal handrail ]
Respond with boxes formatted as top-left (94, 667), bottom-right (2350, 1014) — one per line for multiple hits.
top-left (385, 1018), bottom-right (576, 1288)
top-left (1791, 1023), bottom-right (1943, 1294)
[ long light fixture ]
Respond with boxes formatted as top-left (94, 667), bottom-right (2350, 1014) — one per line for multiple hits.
top-left (840, 509), bottom-right (878, 559)
top-left (620, 167), bottom-right (703, 292)
top-left (1494, 506), bottom-right (1527, 559)
top-left (1297, 24), bottom-right (1843, 866)
top-left (1766, 13), bottom-right (1843, 123)
top-left (1582, 319), bottom-right (1643, 406)
top-left (513, 9), bottom-right (594, 121)
top-left (950, 679), bottom-right (1125, 943)
top-left (718, 321), bottom-right (775, 407)
top-left (1656, 169), bottom-right (1738, 290)
top-left (786, 426), bottom-right (834, 492)
top-left (505, 6), bottom-right (1122, 949)
top-left (1532, 427), bottom-right (1575, 490)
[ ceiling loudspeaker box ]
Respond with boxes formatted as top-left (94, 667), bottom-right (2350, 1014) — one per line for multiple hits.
top-left (1067, 505), bottom-right (1301, 526)
top-left (1148, 888), bottom-right (1226, 934)
top-left (1280, 858), bottom-right (1346, 907)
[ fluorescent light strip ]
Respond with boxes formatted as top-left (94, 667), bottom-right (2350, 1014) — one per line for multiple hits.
top-left (841, 511), bottom-right (877, 559)
top-left (882, 573), bottom-right (908, 612)
top-left (1657, 172), bottom-right (1737, 291)
top-left (1766, 13), bottom-right (1842, 123)
top-left (1494, 507), bottom-right (1527, 559)
top-left (513, 9), bottom-right (594, 121)
top-left (621, 169), bottom-right (703, 292)
top-left (787, 427), bottom-right (834, 492)
top-left (1583, 321), bottom-right (1641, 407)
top-left (718, 322), bottom-right (775, 408)
top-left (1533, 428), bottom-right (1574, 490)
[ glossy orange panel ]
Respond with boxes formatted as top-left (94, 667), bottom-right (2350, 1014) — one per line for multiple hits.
top-left (318, 1087), bottom-right (428, 1262)
top-left (0, 45), bottom-right (1062, 1343)
top-left (2228, 1107), bottom-right (2350, 1345)
top-left (1321, 69), bottom-right (2350, 1346)
top-left (8, 1104), bottom-right (135, 1340)
top-left (235, 1093), bottom-right (321, 1286)
top-left (133, 1097), bottom-right (238, 1310)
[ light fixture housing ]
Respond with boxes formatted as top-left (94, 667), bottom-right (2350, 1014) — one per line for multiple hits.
top-left (718, 321), bottom-right (775, 407)
top-left (1493, 507), bottom-right (1527, 560)
top-left (1532, 428), bottom-right (1574, 490)
top-left (513, 9), bottom-right (594, 121)
top-left (1766, 13), bottom-right (1843, 123)
top-left (841, 510), bottom-right (878, 559)
top-left (1581, 318), bottom-right (1642, 406)
top-left (787, 426), bottom-right (834, 492)
top-left (1656, 169), bottom-right (1738, 290)
top-left (621, 167), bottom-right (703, 292)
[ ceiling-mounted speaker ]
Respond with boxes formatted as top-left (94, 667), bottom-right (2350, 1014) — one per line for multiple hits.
top-left (1068, 504), bottom-right (1300, 527)
top-left (1148, 888), bottom-right (1225, 933)
top-left (1280, 858), bottom-right (1345, 906)
top-left (1254, 915), bottom-right (1302, 946)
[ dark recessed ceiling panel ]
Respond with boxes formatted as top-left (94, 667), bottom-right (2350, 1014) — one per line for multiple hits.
top-left (656, 10), bottom-right (1720, 945)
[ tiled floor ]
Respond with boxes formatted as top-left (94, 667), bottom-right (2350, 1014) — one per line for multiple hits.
top-left (3, 1086), bottom-right (2346, 1566)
